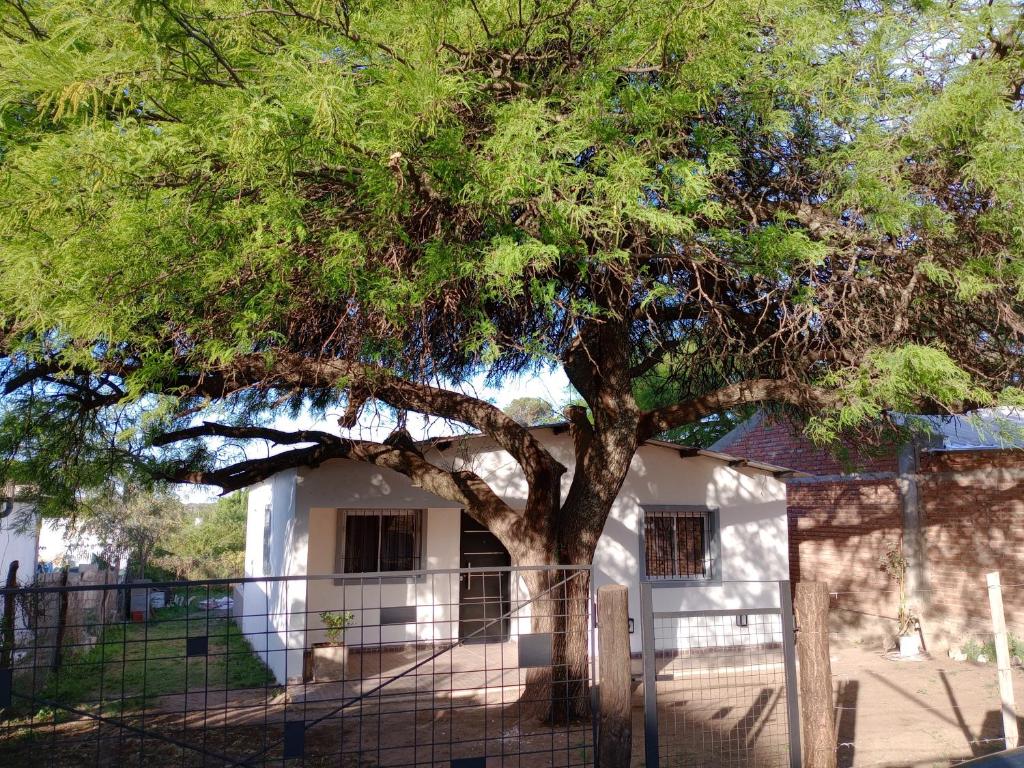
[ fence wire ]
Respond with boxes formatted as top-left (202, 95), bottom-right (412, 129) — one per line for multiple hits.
top-left (639, 581), bottom-right (799, 768)
top-left (0, 566), bottom-right (595, 768)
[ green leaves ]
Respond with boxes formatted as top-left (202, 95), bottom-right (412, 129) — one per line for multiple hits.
top-left (808, 345), bottom-right (993, 443)
top-left (1, 0), bottom-right (1024, 495)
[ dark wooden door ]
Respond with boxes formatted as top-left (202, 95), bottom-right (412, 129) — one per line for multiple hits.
top-left (458, 511), bottom-right (511, 643)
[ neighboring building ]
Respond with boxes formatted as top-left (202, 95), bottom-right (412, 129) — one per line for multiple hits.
top-left (0, 494), bottom-right (38, 584)
top-left (0, 489), bottom-right (106, 583)
top-left (713, 409), bottom-right (1024, 648)
top-left (241, 426), bottom-right (796, 684)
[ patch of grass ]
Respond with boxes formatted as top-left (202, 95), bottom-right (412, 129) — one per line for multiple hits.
top-left (961, 633), bottom-right (1024, 661)
top-left (23, 603), bottom-right (276, 718)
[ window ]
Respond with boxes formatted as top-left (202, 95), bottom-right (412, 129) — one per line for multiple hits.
top-left (335, 509), bottom-right (424, 574)
top-left (642, 508), bottom-right (717, 580)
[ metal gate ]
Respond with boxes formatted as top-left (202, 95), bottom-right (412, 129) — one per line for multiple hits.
top-left (1, 566), bottom-right (597, 767)
top-left (639, 580), bottom-right (801, 768)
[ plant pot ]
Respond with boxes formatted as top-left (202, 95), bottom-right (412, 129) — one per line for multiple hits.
top-left (898, 633), bottom-right (921, 658)
top-left (311, 642), bottom-right (348, 682)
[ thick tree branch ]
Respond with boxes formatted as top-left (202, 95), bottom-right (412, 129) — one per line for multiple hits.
top-left (637, 379), bottom-right (835, 440)
top-left (156, 422), bottom-right (524, 542)
top-left (152, 422), bottom-right (338, 447)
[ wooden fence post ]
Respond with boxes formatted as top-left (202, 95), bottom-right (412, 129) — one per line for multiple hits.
top-left (51, 565), bottom-right (69, 672)
top-left (795, 581), bottom-right (837, 768)
top-left (987, 571), bottom-right (1019, 749)
top-left (598, 584), bottom-right (632, 768)
top-left (1, 560), bottom-right (19, 669)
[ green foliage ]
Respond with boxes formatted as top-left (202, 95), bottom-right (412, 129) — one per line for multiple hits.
top-left (319, 610), bottom-right (356, 644)
top-left (502, 397), bottom-right (558, 426)
top-left (69, 487), bottom-right (246, 580)
top-left (158, 492), bottom-right (248, 580)
top-left (73, 486), bottom-right (189, 577)
top-left (808, 346), bottom-right (992, 444)
top-left (16, 602), bottom-right (275, 719)
top-left (960, 634), bottom-right (1024, 662)
top-left (1, 0), bottom-right (1024, 501)
top-left (633, 357), bottom-right (752, 446)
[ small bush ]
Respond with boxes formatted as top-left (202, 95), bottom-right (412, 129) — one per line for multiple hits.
top-left (960, 634), bottom-right (1024, 661)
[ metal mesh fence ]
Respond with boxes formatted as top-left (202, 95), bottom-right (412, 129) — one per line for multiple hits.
top-left (639, 581), bottom-right (799, 768)
top-left (0, 566), bottom-right (595, 767)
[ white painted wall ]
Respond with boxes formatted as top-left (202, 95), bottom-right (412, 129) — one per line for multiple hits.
top-left (420, 433), bottom-right (788, 652)
top-left (0, 503), bottom-right (38, 584)
top-left (239, 470), bottom-right (308, 683)
top-left (304, 507), bottom-right (462, 646)
top-left (244, 429), bottom-right (790, 676)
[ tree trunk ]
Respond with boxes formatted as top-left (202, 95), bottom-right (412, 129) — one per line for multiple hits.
top-left (517, 558), bottom-right (595, 725)
top-left (795, 581), bottom-right (837, 768)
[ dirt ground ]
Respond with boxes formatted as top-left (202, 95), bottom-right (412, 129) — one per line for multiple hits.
top-left (828, 645), bottom-right (1024, 767)
top-left (5, 642), bottom-right (1023, 767)
top-left (620, 644), bottom-right (1024, 768)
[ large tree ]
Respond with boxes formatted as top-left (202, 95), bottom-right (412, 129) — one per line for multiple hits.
top-left (4, 0), bottom-right (1024, 719)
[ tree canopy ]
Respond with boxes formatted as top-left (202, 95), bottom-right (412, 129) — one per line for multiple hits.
top-left (503, 397), bottom-right (559, 426)
top-left (2, 0), bottom-right (1024, 560)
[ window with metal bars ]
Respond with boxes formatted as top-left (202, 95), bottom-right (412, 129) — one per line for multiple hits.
top-left (642, 508), bottom-right (716, 580)
top-left (334, 509), bottom-right (424, 574)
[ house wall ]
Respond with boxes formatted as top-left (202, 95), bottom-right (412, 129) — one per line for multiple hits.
top-left (0, 503), bottom-right (38, 585)
top-left (239, 470), bottom-right (308, 683)
top-left (250, 431), bottom-right (788, 668)
top-left (304, 507), bottom-right (465, 646)
top-left (721, 417), bottom-right (1024, 647)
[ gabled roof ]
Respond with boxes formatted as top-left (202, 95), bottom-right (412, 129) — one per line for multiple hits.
top-left (420, 423), bottom-right (804, 478)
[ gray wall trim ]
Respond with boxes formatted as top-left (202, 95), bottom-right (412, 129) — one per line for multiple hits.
top-left (898, 443), bottom-right (928, 608)
top-left (379, 605), bottom-right (418, 625)
top-left (332, 508), bottom-right (428, 586)
top-left (786, 466), bottom-right (1024, 487)
top-left (785, 471), bottom-right (898, 485)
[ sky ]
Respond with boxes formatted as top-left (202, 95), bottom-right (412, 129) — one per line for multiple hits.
top-left (180, 367), bottom-right (571, 504)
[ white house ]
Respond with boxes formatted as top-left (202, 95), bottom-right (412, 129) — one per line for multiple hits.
top-left (239, 426), bottom-right (796, 684)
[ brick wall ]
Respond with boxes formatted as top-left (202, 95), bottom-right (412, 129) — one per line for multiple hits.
top-left (916, 452), bottom-right (1024, 643)
top-left (787, 480), bottom-right (902, 626)
top-left (723, 416), bottom-right (1024, 646)
top-left (724, 415), bottom-right (897, 475)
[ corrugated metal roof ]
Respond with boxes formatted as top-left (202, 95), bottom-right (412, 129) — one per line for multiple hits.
top-left (909, 408), bottom-right (1024, 452)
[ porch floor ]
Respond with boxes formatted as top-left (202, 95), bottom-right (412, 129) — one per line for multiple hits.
top-left (291, 640), bottom-right (534, 704)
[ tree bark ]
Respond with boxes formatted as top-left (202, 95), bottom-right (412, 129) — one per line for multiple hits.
top-left (515, 557), bottom-right (595, 725)
top-left (795, 581), bottom-right (837, 768)
top-left (597, 584), bottom-right (632, 768)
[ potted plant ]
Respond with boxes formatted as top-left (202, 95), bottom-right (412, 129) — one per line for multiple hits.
top-left (879, 545), bottom-right (921, 657)
top-left (311, 610), bottom-right (355, 682)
